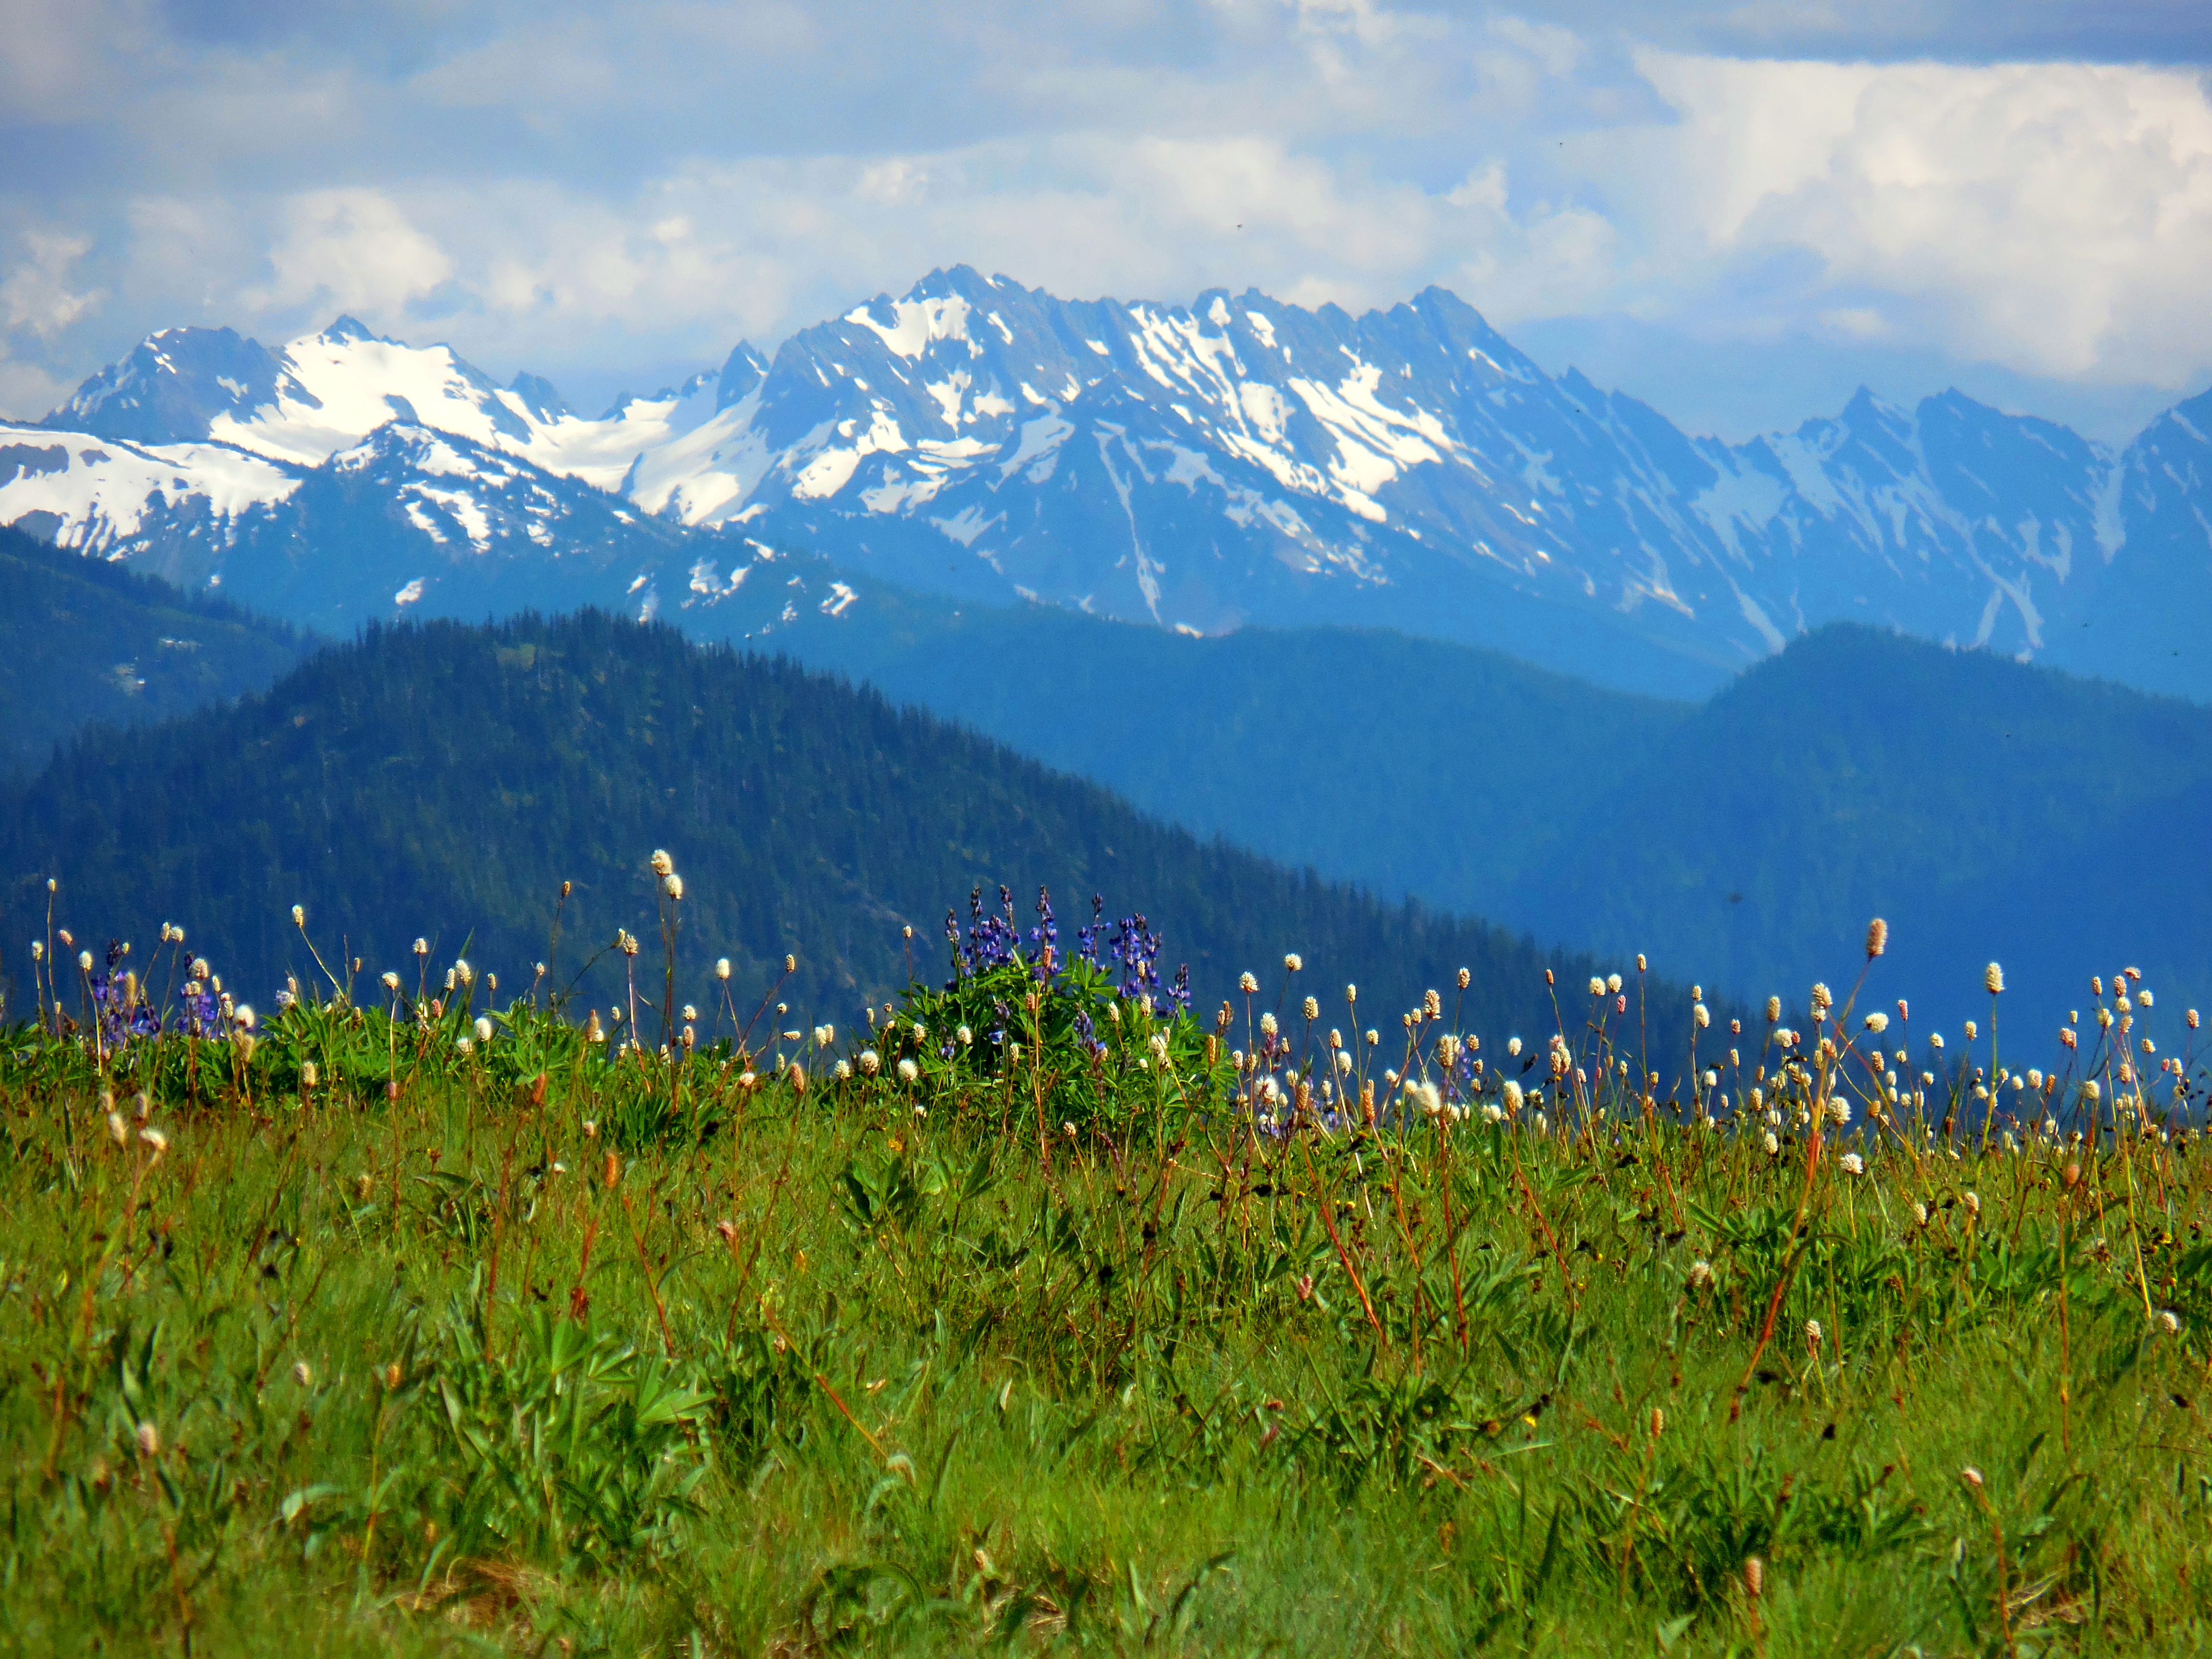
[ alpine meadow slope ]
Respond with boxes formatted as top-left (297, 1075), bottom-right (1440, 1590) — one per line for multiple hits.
top-left (7, 269), bottom-right (2212, 701)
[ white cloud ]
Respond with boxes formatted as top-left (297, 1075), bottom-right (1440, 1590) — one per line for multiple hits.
top-left (7, 0), bottom-right (2212, 434)
top-left (1, 229), bottom-right (103, 337)
top-left (245, 189), bottom-right (454, 320)
top-left (1606, 52), bottom-right (2212, 386)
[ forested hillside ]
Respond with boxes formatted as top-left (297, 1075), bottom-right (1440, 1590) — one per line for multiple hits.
top-left (0, 524), bottom-right (309, 776)
top-left (0, 611), bottom-right (1639, 1038)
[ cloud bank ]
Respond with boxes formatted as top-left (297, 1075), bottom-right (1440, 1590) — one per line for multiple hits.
top-left (3, 0), bottom-right (2208, 437)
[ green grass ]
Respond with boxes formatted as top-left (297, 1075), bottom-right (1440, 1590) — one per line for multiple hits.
top-left (4, 928), bottom-right (2210, 1656)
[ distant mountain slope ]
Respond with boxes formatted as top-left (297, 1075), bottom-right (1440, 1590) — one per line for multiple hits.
top-left (10, 270), bottom-right (2211, 701)
top-left (731, 588), bottom-right (1689, 924)
top-left (1514, 625), bottom-right (2212, 1026)
top-left (0, 611), bottom-right (1636, 1039)
top-left (0, 524), bottom-right (310, 777)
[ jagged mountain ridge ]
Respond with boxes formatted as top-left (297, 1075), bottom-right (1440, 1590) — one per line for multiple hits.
top-left (4, 269), bottom-right (2206, 698)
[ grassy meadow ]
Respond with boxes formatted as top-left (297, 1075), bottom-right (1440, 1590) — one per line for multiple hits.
top-left (3, 883), bottom-right (2210, 1656)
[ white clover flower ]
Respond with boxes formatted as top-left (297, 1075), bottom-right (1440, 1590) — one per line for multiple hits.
top-left (1827, 1099), bottom-right (1850, 1127)
top-left (1804, 1319), bottom-right (1823, 1349)
top-left (1259, 1011), bottom-right (1278, 1039)
top-left (1588, 976), bottom-right (1605, 997)
top-left (474, 1016), bottom-right (493, 1043)
top-left (1863, 1011), bottom-right (1888, 1034)
top-left (1149, 1033), bottom-right (1170, 1064)
top-left (1839, 1152), bottom-right (1865, 1176)
top-left (1239, 971), bottom-right (1258, 994)
top-left (1688, 1259), bottom-right (1714, 1289)
top-left (896, 1057), bottom-right (919, 1084)
top-left (1502, 1080), bottom-right (1524, 1113)
top-left (1507, 1036), bottom-right (1522, 1057)
top-left (1913, 1202), bottom-right (1929, 1226)
top-left (1284, 953), bottom-right (1302, 973)
top-left (2157, 1309), bottom-right (2184, 1335)
top-left (832, 1059), bottom-right (852, 1081)
top-left (650, 849), bottom-right (673, 877)
top-left (77, 950), bottom-right (93, 973)
top-left (956, 1024), bottom-right (973, 1046)
top-left (1335, 1050), bottom-right (1354, 1077)
top-left (1762, 1131), bottom-right (1780, 1155)
top-left (858, 1049), bottom-right (881, 1075)
top-left (106, 1111), bottom-right (128, 1146)
top-left (664, 873), bottom-right (683, 900)
top-left (813, 1024), bottom-right (834, 1047)
top-left (1303, 995), bottom-right (1320, 1022)
top-left (234, 1004), bottom-right (256, 1030)
top-left (455, 1035), bottom-right (473, 1055)
top-left (1985, 962), bottom-right (2005, 995)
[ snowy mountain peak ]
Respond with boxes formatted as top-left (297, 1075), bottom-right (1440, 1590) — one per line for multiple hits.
top-left (10, 271), bottom-right (2212, 702)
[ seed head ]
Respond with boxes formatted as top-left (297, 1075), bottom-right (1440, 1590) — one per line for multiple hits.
top-left (650, 849), bottom-right (673, 877)
top-left (1766, 996), bottom-right (1781, 1024)
top-left (1964, 1020), bottom-right (1978, 1042)
top-left (1762, 1130), bottom-right (1779, 1155)
top-left (1687, 1259), bottom-right (1714, 1289)
top-left (1810, 983), bottom-right (1833, 1018)
top-left (1804, 1319), bottom-right (1823, 1350)
top-left (1588, 976), bottom-right (1605, 998)
top-left (857, 1049), bottom-right (880, 1075)
top-left (785, 954), bottom-right (796, 973)
top-left (77, 950), bottom-right (93, 973)
top-left (1863, 1011), bottom-right (1888, 1034)
top-left (2157, 1309), bottom-right (2184, 1335)
top-left (1424, 988), bottom-right (1442, 1017)
top-left (1743, 1557), bottom-right (1764, 1599)
top-left (1302, 996), bottom-right (1319, 1021)
top-left (106, 1111), bottom-right (127, 1146)
top-left (413, 938), bottom-right (428, 957)
top-left (473, 1016), bottom-right (493, 1044)
top-left (664, 873), bottom-right (683, 900)
top-left (1458, 967), bottom-right (1471, 990)
top-left (1962, 1190), bottom-right (1980, 1217)
top-left (1865, 917), bottom-right (1887, 959)
top-left (1984, 962), bottom-right (2005, 996)
top-left (1839, 1152), bottom-right (1864, 1176)
top-left (1284, 952), bottom-right (1302, 973)
top-left (135, 1421), bottom-right (160, 1457)
top-left (294, 1361), bottom-right (313, 1387)
top-left (1960, 1465), bottom-right (1984, 1490)
top-left (715, 958), bottom-right (731, 980)
top-left (299, 1061), bottom-right (318, 1089)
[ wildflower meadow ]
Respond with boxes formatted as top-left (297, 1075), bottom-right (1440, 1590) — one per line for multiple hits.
top-left (4, 870), bottom-right (2210, 1656)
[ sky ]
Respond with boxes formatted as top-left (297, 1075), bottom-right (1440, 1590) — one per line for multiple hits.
top-left (4, 0), bottom-right (2211, 443)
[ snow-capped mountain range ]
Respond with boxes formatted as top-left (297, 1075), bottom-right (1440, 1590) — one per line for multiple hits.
top-left (6, 268), bottom-right (2209, 700)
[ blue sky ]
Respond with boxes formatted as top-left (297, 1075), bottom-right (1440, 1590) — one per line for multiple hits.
top-left (4, 0), bottom-right (2210, 441)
